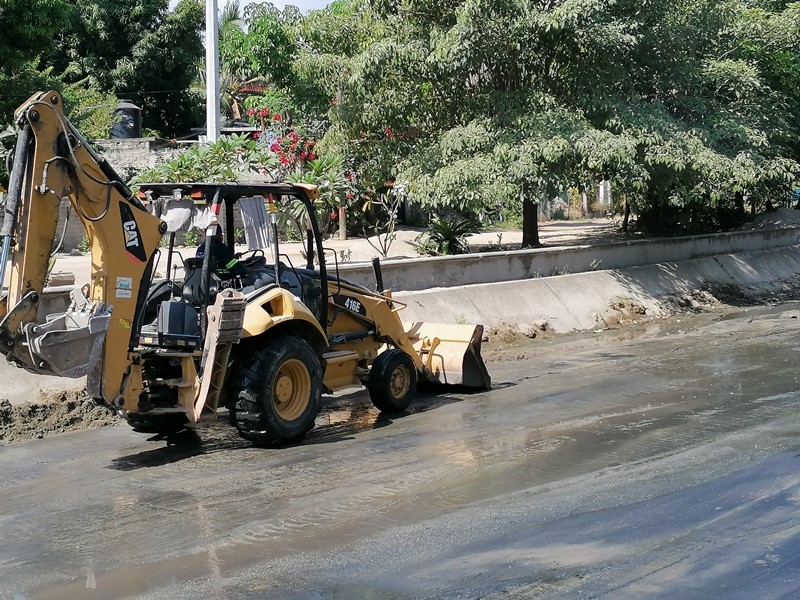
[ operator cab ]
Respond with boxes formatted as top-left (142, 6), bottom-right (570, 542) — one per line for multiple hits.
top-left (135, 182), bottom-right (330, 350)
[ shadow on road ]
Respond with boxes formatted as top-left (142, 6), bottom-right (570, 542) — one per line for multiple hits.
top-left (106, 387), bottom-right (477, 469)
top-left (108, 429), bottom-right (206, 470)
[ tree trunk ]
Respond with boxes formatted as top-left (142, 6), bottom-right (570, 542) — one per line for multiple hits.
top-left (734, 191), bottom-right (744, 216)
top-left (621, 198), bottom-right (631, 232)
top-left (521, 195), bottom-right (540, 248)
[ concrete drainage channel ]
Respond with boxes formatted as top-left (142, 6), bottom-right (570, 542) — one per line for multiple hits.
top-left (396, 245), bottom-right (800, 335)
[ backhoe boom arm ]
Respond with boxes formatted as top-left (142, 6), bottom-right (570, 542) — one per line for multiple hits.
top-left (0, 91), bottom-right (164, 403)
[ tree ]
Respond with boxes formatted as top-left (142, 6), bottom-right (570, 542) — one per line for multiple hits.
top-left (291, 0), bottom-right (799, 240)
top-left (0, 1), bottom-right (118, 186)
top-left (0, 0), bottom-right (71, 121)
top-left (46, 0), bottom-right (205, 137)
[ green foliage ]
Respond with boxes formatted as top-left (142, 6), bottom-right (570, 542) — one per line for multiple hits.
top-left (288, 0), bottom-right (800, 237)
top-left (284, 153), bottom-right (348, 235)
top-left (77, 235), bottom-right (91, 253)
top-left (416, 215), bottom-right (481, 256)
top-left (45, 0), bottom-right (205, 137)
top-left (129, 134), bottom-right (278, 186)
top-left (0, 0), bottom-right (71, 69)
top-left (61, 79), bottom-right (117, 139)
top-left (183, 230), bottom-right (200, 247)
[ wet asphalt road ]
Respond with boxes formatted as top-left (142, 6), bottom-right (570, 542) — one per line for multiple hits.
top-left (3, 303), bottom-right (800, 599)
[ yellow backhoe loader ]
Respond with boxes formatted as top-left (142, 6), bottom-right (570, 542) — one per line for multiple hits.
top-left (0, 91), bottom-right (490, 445)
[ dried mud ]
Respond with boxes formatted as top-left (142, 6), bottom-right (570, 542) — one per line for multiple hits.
top-left (0, 390), bottom-right (118, 445)
top-left (483, 277), bottom-right (800, 363)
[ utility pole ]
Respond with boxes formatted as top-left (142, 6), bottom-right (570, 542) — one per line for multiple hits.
top-left (205, 0), bottom-right (220, 143)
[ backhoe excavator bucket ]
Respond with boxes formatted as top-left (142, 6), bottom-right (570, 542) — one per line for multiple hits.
top-left (25, 288), bottom-right (111, 380)
top-left (403, 321), bottom-right (491, 388)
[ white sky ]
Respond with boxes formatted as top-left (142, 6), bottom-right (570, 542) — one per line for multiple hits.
top-left (169, 0), bottom-right (330, 14)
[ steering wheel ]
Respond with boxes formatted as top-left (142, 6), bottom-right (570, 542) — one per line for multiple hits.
top-left (239, 249), bottom-right (266, 268)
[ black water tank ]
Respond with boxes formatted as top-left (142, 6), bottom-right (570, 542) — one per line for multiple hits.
top-left (110, 99), bottom-right (142, 139)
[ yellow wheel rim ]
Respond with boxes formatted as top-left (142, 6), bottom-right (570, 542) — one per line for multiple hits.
top-left (272, 359), bottom-right (311, 421)
top-left (389, 363), bottom-right (411, 399)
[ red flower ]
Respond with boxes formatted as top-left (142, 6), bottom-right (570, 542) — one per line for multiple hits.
top-left (269, 142), bottom-right (281, 151)
top-left (330, 211), bottom-right (338, 219)
top-left (331, 97), bottom-right (337, 105)
top-left (274, 114), bottom-right (282, 121)
top-left (280, 155), bottom-right (289, 165)
top-left (246, 108), bottom-right (256, 116)
top-left (300, 151), bottom-right (308, 159)
top-left (359, 131), bottom-right (366, 138)
top-left (253, 132), bottom-right (260, 140)
top-left (259, 108), bottom-right (270, 118)
top-left (346, 192), bottom-right (353, 200)
top-left (289, 131), bottom-right (300, 142)
top-left (308, 152), bottom-right (316, 160)
top-left (385, 180), bottom-right (393, 187)
top-left (346, 172), bottom-right (353, 181)
top-left (384, 127), bottom-right (394, 137)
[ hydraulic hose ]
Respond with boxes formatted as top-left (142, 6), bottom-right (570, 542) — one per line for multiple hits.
top-left (0, 124), bottom-right (33, 291)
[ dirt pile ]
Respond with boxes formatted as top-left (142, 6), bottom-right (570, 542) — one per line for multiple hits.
top-left (739, 207), bottom-right (800, 230)
top-left (0, 390), bottom-right (118, 445)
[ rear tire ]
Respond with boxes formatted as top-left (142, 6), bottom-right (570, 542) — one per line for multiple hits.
top-left (368, 349), bottom-right (417, 413)
top-left (231, 337), bottom-right (322, 445)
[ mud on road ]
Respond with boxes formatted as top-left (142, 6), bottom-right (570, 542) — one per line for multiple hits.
top-left (0, 391), bottom-right (117, 444)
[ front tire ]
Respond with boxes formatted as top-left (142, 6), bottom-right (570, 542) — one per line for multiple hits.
top-left (368, 349), bottom-right (418, 413)
top-left (232, 337), bottom-right (323, 445)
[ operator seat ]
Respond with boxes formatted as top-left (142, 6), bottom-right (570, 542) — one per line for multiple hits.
top-left (181, 257), bottom-right (220, 304)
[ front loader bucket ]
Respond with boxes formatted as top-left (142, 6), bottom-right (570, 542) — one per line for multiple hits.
top-left (404, 321), bottom-right (491, 388)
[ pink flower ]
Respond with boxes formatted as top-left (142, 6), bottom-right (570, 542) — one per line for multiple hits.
top-left (259, 108), bottom-right (270, 118)
top-left (385, 180), bottom-right (393, 187)
top-left (269, 142), bottom-right (281, 152)
top-left (274, 114), bottom-right (282, 121)
top-left (253, 132), bottom-right (260, 140)
top-left (246, 108), bottom-right (256, 116)
top-left (280, 156), bottom-right (289, 165)
top-left (330, 211), bottom-right (338, 219)
top-left (385, 127), bottom-right (394, 137)
top-left (346, 192), bottom-right (353, 200)
top-left (300, 151), bottom-right (308, 159)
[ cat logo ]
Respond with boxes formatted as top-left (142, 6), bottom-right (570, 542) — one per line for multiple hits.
top-left (123, 221), bottom-right (139, 248)
top-left (119, 202), bottom-right (147, 262)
